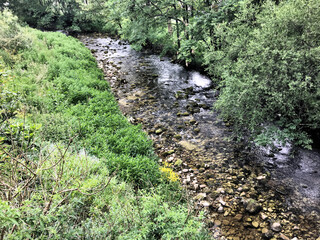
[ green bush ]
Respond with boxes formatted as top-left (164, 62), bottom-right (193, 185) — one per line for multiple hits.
top-left (205, 0), bottom-right (320, 147)
top-left (0, 9), bottom-right (30, 52)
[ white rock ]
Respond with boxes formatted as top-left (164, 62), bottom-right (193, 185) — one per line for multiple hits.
top-left (217, 206), bottom-right (224, 213)
top-left (218, 198), bottom-right (226, 206)
top-left (271, 222), bottom-right (282, 232)
top-left (200, 201), bottom-right (211, 207)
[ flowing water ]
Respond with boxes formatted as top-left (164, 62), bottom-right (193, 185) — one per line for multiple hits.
top-left (80, 35), bottom-right (320, 240)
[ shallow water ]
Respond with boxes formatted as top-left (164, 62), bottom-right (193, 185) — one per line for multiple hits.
top-left (80, 35), bottom-right (320, 239)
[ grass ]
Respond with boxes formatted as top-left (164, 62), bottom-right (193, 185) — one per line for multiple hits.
top-left (0, 10), bottom-right (211, 239)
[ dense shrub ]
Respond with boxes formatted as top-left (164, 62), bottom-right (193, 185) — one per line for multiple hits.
top-left (205, 0), bottom-right (320, 147)
top-left (0, 9), bottom-right (30, 52)
top-left (1, 0), bottom-right (107, 33)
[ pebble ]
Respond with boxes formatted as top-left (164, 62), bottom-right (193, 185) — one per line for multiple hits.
top-left (252, 221), bottom-right (259, 228)
top-left (218, 199), bottom-right (226, 206)
top-left (222, 220), bottom-right (230, 226)
top-left (186, 175), bottom-right (191, 183)
top-left (245, 198), bottom-right (262, 214)
top-left (200, 200), bottom-right (211, 207)
top-left (155, 129), bottom-right (163, 134)
top-left (271, 222), bottom-right (282, 232)
top-left (194, 193), bottom-right (206, 200)
top-left (217, 206), bottom-right (224, 213)
top-left (214, 220), bottom-right (222, 226)
top-left (257, 175), bottom-right (266, 180)
top-left (234, 214), bottom-right (243, 221)
top-left (260, 213), bottom-right (268, 220)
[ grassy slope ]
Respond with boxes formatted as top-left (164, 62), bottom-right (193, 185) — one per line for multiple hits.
top-left (0, 11), bottom-right (210, 239)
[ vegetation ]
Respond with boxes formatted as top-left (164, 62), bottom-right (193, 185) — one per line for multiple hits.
top-left (1, 0), bottom-right (319, 237)
top-left (0, 0), bottom-right (108, 33)
top-left (206, 0), bottom-right (320, 148)
top-left (0, 10), bottom-right (209, 239)
top-left (2, 0), bottom-right (319, 147)
top-left (104, 0), bottom-right (319, 148)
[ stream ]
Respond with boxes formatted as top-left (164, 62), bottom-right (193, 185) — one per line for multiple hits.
top-left (79, 35), bottom-right (320, 240)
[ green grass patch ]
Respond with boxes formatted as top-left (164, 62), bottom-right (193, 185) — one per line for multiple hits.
top-left (0, 10), bottom-right (210, 239)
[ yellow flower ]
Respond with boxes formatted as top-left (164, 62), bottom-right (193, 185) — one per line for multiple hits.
top-left (159, 162), bottom-right (179, 182)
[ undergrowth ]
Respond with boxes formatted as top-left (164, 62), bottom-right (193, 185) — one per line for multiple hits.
top-left (0, 10), bottom-right (210, 239)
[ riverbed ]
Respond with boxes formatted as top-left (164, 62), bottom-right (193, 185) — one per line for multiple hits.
top-left (79, 35), bottom-right (320, 240)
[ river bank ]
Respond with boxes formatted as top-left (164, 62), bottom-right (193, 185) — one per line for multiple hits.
top-left (80, 34), bottom-right (320, 240)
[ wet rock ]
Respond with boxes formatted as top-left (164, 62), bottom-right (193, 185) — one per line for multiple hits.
top-left (245, 198), bottom-right (262, 214)
top-left (270, 222), bottom-right (282, 232)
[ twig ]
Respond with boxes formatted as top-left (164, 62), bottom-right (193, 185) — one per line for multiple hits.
top-left (0, 145), bottom-right (36, 176)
